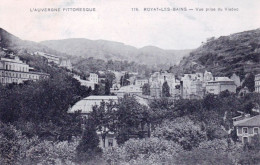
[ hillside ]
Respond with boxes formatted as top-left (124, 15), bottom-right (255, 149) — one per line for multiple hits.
top-left (174, 28), bottom-right (260, 79)
top-left (40, 39), bottom-right (191, 66)
top-left (0, 28), bottom-right (69, 57)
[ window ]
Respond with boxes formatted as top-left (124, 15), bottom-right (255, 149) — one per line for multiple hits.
top-left (254, 127), bottom-right (259, 134)
top-left (242, 127), bottom-right (248, 134)
top-left (108, 139), bottom-right (113, 147)
top-left (243, 137), bottom-right (249, 144)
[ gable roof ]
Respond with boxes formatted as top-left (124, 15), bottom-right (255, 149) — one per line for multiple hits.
top-left (68, 95), bottom-right (118, 114)
top-left (235, 115), bottom-right (260, 127)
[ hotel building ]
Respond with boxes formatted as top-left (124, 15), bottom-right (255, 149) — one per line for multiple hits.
top-left (0, 56), bottom-right (49, 85)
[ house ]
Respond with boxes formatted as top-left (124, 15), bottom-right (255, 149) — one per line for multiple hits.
top-left (135, 78), bottom-right (149, 87)
top-left (68, 95), bottom-right (118, 149)
top-left (234, 115), bottom-right (260, 143)
top-left (205, 77), bottom-right (236, 95)
top-left (115, 85), bottom-right (142, 98)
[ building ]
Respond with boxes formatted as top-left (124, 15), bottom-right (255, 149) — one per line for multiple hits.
top-left (205, 77), bottom-right (236, 95)
top-left (149, 71), bottom-right (180, 98)
top-left (0, 56), bottom-right (49, 85)
top-left (69, 95), bottom-right (118, 115)
top-left (204, 70), bottom-right (214, 82)
top-left (115, 85), bottom-right (142, 98)
top-left (89, 73), bottom-right (98, 84)
top-left (68, 95), bottom-right (118, 148)
top-left (255, 74), bottom-right (260, 93)
top-left (135, 78), bottom-right (149, 87)
top-left (73, 75), bottom-right (95, 89)
top-left (59, 58), bottom-right (73, 70)
top-left (234, 115), bottom-right (260, 143)
top-left (150, 81), bottom-right (162, 98)
top-left (34, 51), bottom-right (60, 64)
top-left (181, 73), bottom-right (205, 99)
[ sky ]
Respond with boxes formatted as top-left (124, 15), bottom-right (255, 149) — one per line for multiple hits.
top-left (0, 0), bottom-right (260, 49)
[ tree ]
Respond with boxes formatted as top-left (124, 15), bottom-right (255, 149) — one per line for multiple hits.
top-left (116, 96), bottom-right (150, 144)
top-left (142, 83), bottom-right (150, 95)
top-left (76, 119), bottom-right (102, 162)
top-left (90, 101), bottom-right (118, 148)
top-left (103, 138), bottom-right (182, 164)
top-left (105, 79), bottom-right (110, 95)
top-left (120, 73), bottom-right (130, 87)
top-left (162, 81), bottom-right (170, 97)
top-left (105, 72), bottom-right (116, 87)
top-left (152, 117), bottom-right (207, 150)
top-left (0, 70), bottom-right (87, 141)
top-left (242, 73), bottom-right (255, 92)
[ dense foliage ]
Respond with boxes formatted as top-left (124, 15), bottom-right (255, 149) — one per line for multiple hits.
top-left (174, 29), bottom-right (260, 78)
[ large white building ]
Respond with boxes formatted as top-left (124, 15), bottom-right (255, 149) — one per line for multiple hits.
top-left (181, 72), bottom-right (208, 99)
top-left (149, 71), bottom-right (180, 98)
top-left (0, 56), bottom-right (49, 85)
top-left (205, 77), bottom-right (236, 95)
top-left (34, 51), bottom-right (60, 64)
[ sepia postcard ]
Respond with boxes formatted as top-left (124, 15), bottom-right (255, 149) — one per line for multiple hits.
top-left (0, 0), bottom-right (260, 164)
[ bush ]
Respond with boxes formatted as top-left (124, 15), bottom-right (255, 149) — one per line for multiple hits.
top-left (103, 137), bottom-right (182, 164)
top-left (26, 139), bottom-right (78, 165)
top-left (152, 117), bottom-right (207, 150)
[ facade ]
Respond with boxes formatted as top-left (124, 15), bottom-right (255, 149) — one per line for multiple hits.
top-left (149, 71), bottom-right (180, 98)
top-left (89, 73), bottom-right (98, 84)
top-left (234, 115), bottom-right (260, 143)
top-left (181, 73), bottom-right (205, 99)
top-left (255, 74), bottom-right (260, 93)
top-left (0, 56), bottom-right (49, 85)
top-left (205, 77), bottom-right (236, 95)
top-left (150, 81), bottom-right (162, 98)
top-left (115, 85), bottom-right (142, 98)
top-left (135, 78), bottom-right (149, 87)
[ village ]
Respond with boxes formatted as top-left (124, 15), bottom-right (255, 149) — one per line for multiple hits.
top-left (1, 50), bottom-right (260, 153)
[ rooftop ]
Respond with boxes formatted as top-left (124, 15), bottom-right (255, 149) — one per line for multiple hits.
top-left (214, 77), bottom-right (234, 81)
top-left (234, 115), bottom-right (260, 127)
top-left (68, 95), bottom-right (118, 114)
